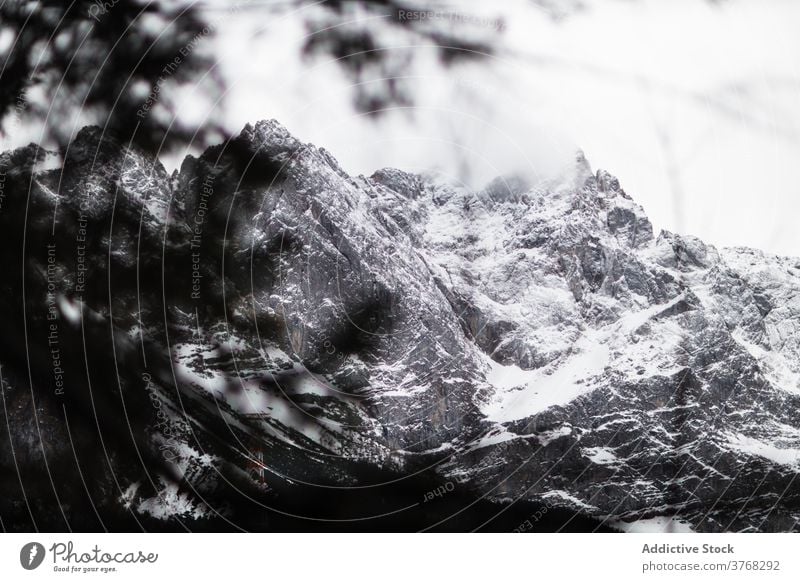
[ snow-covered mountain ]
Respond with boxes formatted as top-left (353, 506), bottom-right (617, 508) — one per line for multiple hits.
top-left (0, 120), bottom-right (797, 532)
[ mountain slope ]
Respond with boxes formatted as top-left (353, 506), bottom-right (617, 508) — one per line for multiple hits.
top-left (0, 120), bottom-right (797, 532)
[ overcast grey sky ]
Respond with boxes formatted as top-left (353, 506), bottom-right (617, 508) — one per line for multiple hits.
top-left (194, 0), bottom-right (800, 257)
top-left (4, 0), bottom-right (798, 257)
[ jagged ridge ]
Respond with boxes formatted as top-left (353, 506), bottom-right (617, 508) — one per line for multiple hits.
top-left (0, 120), bottom-right (798, 532)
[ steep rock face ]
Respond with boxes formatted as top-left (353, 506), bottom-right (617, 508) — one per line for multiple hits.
top-left (414, 162), bottom-right (800, 532)
top-left (173, 121), bottom-right (486, 455)
top-left (0, 120), bottom-right (797, 531)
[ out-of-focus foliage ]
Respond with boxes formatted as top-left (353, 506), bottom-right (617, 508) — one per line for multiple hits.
top-left (0, 0), bottom-right (225, 152)
top-left (300, 0), bottom-right (499, 113)
top-left (0, 0), bottom-right (505, 145)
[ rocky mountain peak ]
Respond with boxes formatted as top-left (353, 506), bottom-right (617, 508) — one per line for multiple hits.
top-left (0, 121), bottom-right (797, 532)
